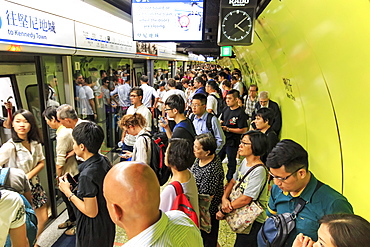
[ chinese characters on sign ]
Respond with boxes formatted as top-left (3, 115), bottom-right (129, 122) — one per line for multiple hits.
top-left (283, 78), bottom-right (295, 101)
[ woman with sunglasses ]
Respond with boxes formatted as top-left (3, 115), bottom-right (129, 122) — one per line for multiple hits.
top-left (216, 130), bottom-right (268, 247)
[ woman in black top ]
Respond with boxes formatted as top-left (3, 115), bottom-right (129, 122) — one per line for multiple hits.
top-left (253, 108), bottom-right (279, 164)
top-left (191, 134), bottom-right (224, 247)
top-left (59, 122), bottom-right (115, 247)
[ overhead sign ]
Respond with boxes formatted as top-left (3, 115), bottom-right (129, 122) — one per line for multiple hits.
top-left (221, 46), bottom-right (233, 56)
top-left (0, 0), bottom-right (75, 48)
top-left (75, 22), bottom-right (136, 54)
top-left (131, 0), bottom-right (204, 41)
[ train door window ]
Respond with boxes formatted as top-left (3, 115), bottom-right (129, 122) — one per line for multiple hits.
top-left (42, 56), bottom-right (66, 105)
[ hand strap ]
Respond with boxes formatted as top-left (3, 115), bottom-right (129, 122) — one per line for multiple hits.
top-left (235, 164), bottom-right (264, 190)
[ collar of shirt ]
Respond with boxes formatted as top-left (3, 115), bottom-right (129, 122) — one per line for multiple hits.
top-left (56, 125), bottom-right (65, 135)
top-left (282, 173), bottom-right (318, 202)
top-left (124, 211), bottom-right (167, 246)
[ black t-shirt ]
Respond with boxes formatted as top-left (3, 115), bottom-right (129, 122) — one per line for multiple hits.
top-left (75, 154), bottom-right (115, 247)
top-left (221, 106), bottom-right (248, 146)
top-left (261, 128), bottom-right (279, 164)
top-left (172, 118), bottom-right (196, 143)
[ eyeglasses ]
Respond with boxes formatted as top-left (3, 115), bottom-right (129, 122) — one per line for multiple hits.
top-left (191, 104), bottom-right (204, 108)
top-left (269, 166), bottom-right (305, 182)
top-left (240, 140), bottom-right (252, 146)
top-left (130, 94), bottom-right (138, 98)
top-left (164, 108), bottom-right (172, 112)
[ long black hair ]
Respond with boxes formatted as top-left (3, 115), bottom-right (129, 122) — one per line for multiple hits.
top-left (12, 109), bottom-right (42, 143)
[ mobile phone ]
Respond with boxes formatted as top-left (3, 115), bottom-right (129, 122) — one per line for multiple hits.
top-left (66, 173), bottom-right (78, 191)
top-left (160, 117), bottom-right (165, 124)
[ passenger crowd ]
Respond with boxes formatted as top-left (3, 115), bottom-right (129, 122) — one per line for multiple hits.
top-left (1, 64), bottom-right (369, 247)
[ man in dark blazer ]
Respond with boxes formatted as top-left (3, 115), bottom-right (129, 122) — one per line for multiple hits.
top-left (251, 91), bottom-right (282, 135)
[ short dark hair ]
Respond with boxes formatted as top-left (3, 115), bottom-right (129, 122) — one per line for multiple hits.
top-left (231, 76), bottom-right (238, 81)
top-left (266, 139), bottom-right (309, 172)
top-left (165, 94), bottom-right (185, 114)
top-left (140, 75), bottom-right (149, 83)
top-left (167, 138), bottom-right (195, 171)
top-left (249, 84), bottom-right (258, 91)
top-left (130, 87), bottom-right (143, 97)
top-left (100, 70), bottom-right (106, 77)
top-left (206, 80), bottom-right (219, 91)
top-left (167, 78), bottom-right (176, 88)
top-left (256, 108), bottom-right (274, 126)
top-left (72, 121), bottom-right (104, 154)
top-left (42, 106), bottom-right (59, 122)
top-left (195, 134), bottom-right (217, 155)
top-left (194, 76), bottom-right (206, 87)
top-left (12, 109), bottom-right (42, 143)
top-left (218, 72), bottom-right (227, 79)
top-left (242, 130), bottom-right (268, 157)
top-left (192, 93), bottom-right (207, 105)
top-left (226, 89), bottom-right (240, 99)
top-left (222, 80), bottom-right (231, 88)
top-left (319, 214), bottom-right (370, 247)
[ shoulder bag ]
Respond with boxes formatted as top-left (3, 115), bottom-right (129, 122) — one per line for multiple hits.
top-left (225, 164), bottom-right (267, 234)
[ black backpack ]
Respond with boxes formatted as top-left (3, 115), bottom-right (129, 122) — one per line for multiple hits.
top-left (141, 133), bottom-right (171, 186)
top-left (210, 94), bottom-right (226, 117)
top-left (257, 181), bottom-right (323, 247)
top-left (189, 113), bottom-right (215, 137)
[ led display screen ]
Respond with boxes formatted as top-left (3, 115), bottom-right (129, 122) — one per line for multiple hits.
top-left (132, 0), bottom-right (204, 41)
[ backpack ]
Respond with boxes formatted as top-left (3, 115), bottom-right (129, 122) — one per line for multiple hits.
top-left (170, 181), bottom-right (199, 227)
top-left (189, 113), bottom-right (215, 137)
top-left (0, 168), bottom-right (38, 247)
top-left (173, 119), bottom-right (196, 139)
top-left (257, 181), bottom-right (323, 247)
top-left (210, 94), bottom-right (226, 117)
top-left (141, 133), bottom-right (171, 186)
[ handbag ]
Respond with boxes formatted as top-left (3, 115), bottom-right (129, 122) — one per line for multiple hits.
top-left (225, 164), bottom-right (267, 234)
top-left (198, 193), bottom-right (212, 233)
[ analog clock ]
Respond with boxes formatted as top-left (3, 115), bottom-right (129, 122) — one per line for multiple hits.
top-left (222, 9), bottom-right (252, 41)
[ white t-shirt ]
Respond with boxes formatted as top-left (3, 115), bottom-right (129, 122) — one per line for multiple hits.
top-left (0, 190), bottom-right (26, 246)
top-left (124, 104), bottom-right (152, 146)
top-left (141, 84), bottom-right (159, 107)
top-left (206, 92), bottom-right (220, 115)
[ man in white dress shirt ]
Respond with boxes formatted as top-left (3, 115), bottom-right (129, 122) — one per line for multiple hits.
top-left (103, 162), bottom-right (203, 247)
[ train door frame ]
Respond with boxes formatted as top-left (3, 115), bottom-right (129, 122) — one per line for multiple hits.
top-left (35, 56), bottom-right (59, 218)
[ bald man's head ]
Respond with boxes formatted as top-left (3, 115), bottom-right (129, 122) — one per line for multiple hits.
top-left (103, 162), bottom-right (160, 228)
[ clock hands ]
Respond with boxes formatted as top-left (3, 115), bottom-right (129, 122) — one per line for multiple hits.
top-left (234, 16), bottom-right (248, 32)
top-left (234, 24), bottom-right (245, 32)
top-left (236, 16), bottom-right (248, 26)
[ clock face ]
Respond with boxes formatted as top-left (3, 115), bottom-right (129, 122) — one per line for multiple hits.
top-left (221, 10), bottom-right (252, 42)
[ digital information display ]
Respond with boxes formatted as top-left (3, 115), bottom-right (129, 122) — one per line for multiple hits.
top-left (132, 0), bottom-right (204, 41)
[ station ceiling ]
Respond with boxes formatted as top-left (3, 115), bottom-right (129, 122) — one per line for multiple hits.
top-left (104, 0), bottom-right (270, 58)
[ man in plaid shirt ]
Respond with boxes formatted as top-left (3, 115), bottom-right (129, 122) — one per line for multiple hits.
top-left (244, 84), bottom-right (258, 124)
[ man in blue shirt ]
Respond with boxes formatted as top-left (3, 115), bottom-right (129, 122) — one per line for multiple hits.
top-left (190, 93), bottom-right (225, 153)
top-left (265, 139), bottom-right (353, 246)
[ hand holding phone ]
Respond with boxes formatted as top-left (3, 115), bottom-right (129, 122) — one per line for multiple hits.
top-left (66, 173), bottom-right (78, 191)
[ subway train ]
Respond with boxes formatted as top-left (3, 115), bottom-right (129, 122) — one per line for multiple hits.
top-left (1, 0), bottom-right (369, 246)
top-left (0, 0), bottom-right (197, 220)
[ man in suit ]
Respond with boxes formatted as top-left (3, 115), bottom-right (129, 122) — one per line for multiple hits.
top-left (251, 91), bottom-right (282, 135)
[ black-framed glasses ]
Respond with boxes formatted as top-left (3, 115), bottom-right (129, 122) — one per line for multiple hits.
top-left (269, 166), bottom-right (305, 182)
top-left (240, 140), bottom-right (252, 146)
top-left (164, 108), bottom-right (172, 112)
